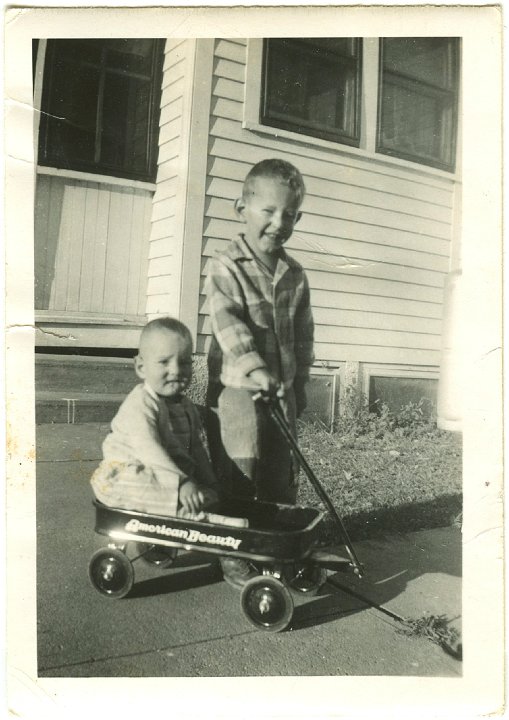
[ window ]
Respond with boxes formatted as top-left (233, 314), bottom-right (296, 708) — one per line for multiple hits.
top-left (32, 39), bottom-right (39, 86)
top-left (261, 38), bottom-right (362, 147)
top-left (38, 39), bottom-right (164, 182)
top-left (377, 38), bottom-right (460, 171)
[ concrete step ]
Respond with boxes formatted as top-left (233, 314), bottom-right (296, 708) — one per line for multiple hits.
top-left (35, 353), bottom-right (210, 424)
top-left (35, 354), bottom-right (137, 395)
top-left (35, 355), bottom-right (138, 424)
top-left (36, 391), bottom-right (124, 424)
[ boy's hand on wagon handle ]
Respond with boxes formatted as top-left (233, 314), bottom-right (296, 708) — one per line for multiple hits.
top-left (247, 368), bottom-right (284, 398)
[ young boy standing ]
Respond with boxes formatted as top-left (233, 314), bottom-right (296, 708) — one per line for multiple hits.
top-left (205, 159), bottom-right (315, 587)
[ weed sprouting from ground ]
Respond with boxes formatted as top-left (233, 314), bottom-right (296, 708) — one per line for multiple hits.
top-left (397, 614), bottom-right (462, 660)
top-left (332, 386), bottom-right (439, 442)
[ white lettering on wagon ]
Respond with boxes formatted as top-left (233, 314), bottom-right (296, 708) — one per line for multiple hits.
top-left (124, 518), bottom-right (242, 550)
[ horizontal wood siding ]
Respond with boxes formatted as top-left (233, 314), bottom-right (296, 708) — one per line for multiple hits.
top-left (34, 174), bottom-right (152, 319)
top-left (146, 39), bottom-right (192, 318)
top-left (196, 38), bottom-right (456, 367)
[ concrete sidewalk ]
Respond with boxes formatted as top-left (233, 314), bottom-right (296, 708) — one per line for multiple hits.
top-left (35, 422), bottom-right (462, 677)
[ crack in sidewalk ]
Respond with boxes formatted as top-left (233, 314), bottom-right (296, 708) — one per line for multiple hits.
top-left (39, 628), bottom-right (258, 672)
top-left (38, 601), bottom-right (358, 673)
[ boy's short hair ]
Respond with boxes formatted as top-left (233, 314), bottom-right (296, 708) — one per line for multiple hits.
top-left (243, 159), bottom-right (306, 206)
top-left (139, 317), bottom-right (193, 353)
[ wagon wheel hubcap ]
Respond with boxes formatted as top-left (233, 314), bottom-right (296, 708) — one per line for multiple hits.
top-left (89, 549), bottom-right (134, 598)
top-left (94, 556), bottom-right (127, 593)
top-left (241, 577), bottom-right (293, 632)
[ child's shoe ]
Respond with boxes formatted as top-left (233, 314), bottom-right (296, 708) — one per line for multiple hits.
top-left (220, 557), bottom-right (256, 588)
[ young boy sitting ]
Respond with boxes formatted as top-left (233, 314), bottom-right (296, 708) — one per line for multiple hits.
top-left (91, 317), bottom-right (218, 519)
top-left (206, 158), bottom-right (315, 587)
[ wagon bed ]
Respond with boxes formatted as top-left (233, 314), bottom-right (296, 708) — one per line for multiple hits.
top-left (94, 498), bottom-right (325, 563)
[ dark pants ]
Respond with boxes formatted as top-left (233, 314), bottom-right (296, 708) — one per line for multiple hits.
top-left (206, 385), bottom-right (298, 505)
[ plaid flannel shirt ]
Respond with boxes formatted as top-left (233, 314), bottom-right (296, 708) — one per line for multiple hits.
top-left (206, 235), bottom-right (315, 391)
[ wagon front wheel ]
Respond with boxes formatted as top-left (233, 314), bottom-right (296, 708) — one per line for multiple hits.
top-left (89, 548), bottom-right (134, 599)
top-left (241, 576), bottom-right (294, 632)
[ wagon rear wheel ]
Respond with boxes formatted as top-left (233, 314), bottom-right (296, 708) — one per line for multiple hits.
top-left (241, 575), bottom-right (294, 632)
top-left (89, 548), bottom-right (134, 599)
top-left (284, 563), bottom-right (327, 596)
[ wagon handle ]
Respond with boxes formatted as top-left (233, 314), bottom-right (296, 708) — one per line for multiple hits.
top-left (253, 392), bottom-right (363, 577)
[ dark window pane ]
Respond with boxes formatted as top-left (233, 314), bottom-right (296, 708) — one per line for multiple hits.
top-left (101, 73), bottom-right (152, 175)
top-left (104, 39), bottom-right (155, 75)
top-left (32, 39), bottom-right (39, 85)
top-left (38, 39), bottom-right (163, 181)
top-left (53, 38), bottom-right (155, 74)
top-left (383, 37), bottom-right (456, 90)
top-left (380, 81), bottom-right (454, 166)
top-left (265, 45), bottom-right (307, 119)
top-left (44, 61), bottom-right (100, 166)
top-left (378, 37), bottom-right (459, 171)
top-left (262, 38), bottom-right (361, 146)
top-left (299, 37), bottom-right (357, 58)
top-left (55, 38), bottom-right (104, 65)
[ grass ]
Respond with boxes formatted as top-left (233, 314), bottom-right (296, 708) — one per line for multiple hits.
top-left (195, 387), bottom-right (463, 542)
top-left (295, 416), bottom-right (462, 542)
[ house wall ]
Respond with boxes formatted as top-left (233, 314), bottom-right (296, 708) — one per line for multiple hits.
top-left (146, 38), bottom-right (214, 334)
top-left (35, 173), bottom-right (152, 317)
top-left (33, 39), bottom-right (157, 349)
top-left (145, 39), bottom-right (191, 319)
top-left (165, 37), bottom-right (460, 413)
top-left (195, 39), bottom-right (456, 374)
top-left (147, 36), bottom-right (460, 412)
top-left (33, 35), bottom-right (460, 420)
top-left (34, 170), bottom-right (153, 348)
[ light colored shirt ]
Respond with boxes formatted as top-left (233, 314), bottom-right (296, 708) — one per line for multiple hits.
top-left (100, 382), bottom-right (216, 485)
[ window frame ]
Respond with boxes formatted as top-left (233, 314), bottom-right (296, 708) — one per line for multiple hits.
top-left (37, 39), bottom-right (165, 183)
top-left (260, 37), bottom-right (363, 148)
top-left (376, 37), bottom-right (460, 172)
top-left (244, 38), bottom-right (460, 178)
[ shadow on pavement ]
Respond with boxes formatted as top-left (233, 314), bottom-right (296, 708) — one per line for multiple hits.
top-left (330, 526), bottom-right (461, 603)
top-left (128, 560), bottom-right (223, 599)
top-left (291, 589), bottom-right (363, 630)
top-left (289, 525), bottom-right (462, 634)
top-left (343, 495), bottom-right (462, 543)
